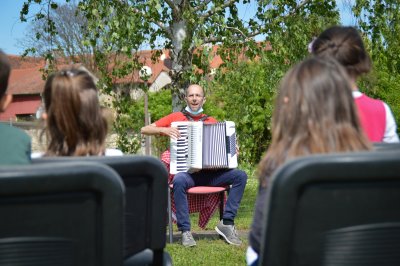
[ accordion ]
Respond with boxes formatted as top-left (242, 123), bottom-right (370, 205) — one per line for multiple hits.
top-left (170, 121), bottom-right (238, 174)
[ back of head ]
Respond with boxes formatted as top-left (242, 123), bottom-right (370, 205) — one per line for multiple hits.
top-left (0, 50), bottom-right (11, 98)
top-left (43, 67), bottom-right (108, 156)
top-left (259, 57), bottom-right (370, 181)
top-left (311, 26), bottom-right (371, 78)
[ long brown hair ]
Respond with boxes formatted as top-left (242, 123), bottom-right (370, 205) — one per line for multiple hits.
top-left (311, 26), bottom-right (371, 79)
top-left (258, 57), bottom-right (371, 186)
top-left (43, 67), bottom-right (108, 156)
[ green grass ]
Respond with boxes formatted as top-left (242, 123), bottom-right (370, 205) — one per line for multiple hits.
top-left (165, 176), bottom-right (258, 265)
top-left (166, 238), bottom-right (249, 266)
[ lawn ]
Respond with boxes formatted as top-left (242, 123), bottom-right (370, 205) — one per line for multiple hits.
top-left (165, 176), bottom-right (259, 265)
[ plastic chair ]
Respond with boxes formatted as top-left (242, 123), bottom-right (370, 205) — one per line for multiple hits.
top-left (33, 155), bottom-right (171, 266)
top-left (259, 150), bottom-right (400, 266)
top-left (167, 184), bottom-right (229, 243)
top-left (0, 161), bottom-right (125, 266)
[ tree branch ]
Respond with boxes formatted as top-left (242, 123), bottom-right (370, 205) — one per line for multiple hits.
top-left (201, 0), bottom-right (311, 43)
top-left (130, 6), bottom-right (173, 39)
top-left (193, 0), bottom-right (213, 13)
top-left (200, 0), bottom-right (237, 19)
top-left (164, 0), bottom-right (180, 17)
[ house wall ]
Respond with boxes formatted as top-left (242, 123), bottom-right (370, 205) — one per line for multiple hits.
top-left (0, 95), bottom-right (42, 121)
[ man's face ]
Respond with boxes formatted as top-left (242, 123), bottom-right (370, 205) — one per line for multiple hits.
top-left (185, 85), bottom-right (205, 112)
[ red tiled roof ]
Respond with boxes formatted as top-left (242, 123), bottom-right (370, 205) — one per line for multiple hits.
top-left (7, 56), bottom-right (46, 95)
top-left (6, 42), bottom-right (269, 96)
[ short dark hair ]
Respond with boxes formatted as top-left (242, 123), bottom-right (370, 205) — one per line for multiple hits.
top-left (0, 50), bottom-right (11, 98)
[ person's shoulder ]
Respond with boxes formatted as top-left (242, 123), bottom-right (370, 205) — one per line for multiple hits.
top-left (155, 112), bottom-right (187, 127)
top-left (0, 123), bottom-right (30, 143)
top-left (31, 151), bottom-right (44, 158)
top-left (204, 115), bottom-right (218, 123)
top-left (105, 148), bottom-right (124, 156)
top-left (165, 112), bottom-right (187, 122)
top-left (358, 92), bottom-right (385, 104)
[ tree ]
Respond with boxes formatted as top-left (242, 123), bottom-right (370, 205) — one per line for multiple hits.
top-left (21, 0), bottom-right (339, 108)
top-left (208, 5), bottom-right (339, 165)
top-left (353, 0), bottom-right (400, 130)
top-left (20, 0), bottom-right (340, 155)
top-left (20, 1), bottom-right (97, 71)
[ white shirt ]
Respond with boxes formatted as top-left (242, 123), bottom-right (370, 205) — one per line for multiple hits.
top-left (31, 148), bottom-right (123, 158)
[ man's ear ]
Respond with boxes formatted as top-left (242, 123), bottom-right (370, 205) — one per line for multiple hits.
top-left (0, 94), bottom-right (12, 112)
top-left (202, 97), bottom-right (206, 104)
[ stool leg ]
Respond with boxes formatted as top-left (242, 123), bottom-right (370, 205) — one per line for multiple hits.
top-left (167, 186), bottom-right (173, 243)
top-left (219, 190), bottom-right (224, 220)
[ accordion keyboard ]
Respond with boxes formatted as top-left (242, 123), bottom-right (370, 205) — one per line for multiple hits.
top-left (170, 122), bottom-right (191, 174)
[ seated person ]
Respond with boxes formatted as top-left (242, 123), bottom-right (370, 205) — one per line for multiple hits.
top-left (247, 57), bottom-right (371, 265)
top-left (39, 67), bottom-right (122, 156)
top-left (311, 26), bottom-right (399, 143)
top-left (0, 50), bottom-right (31, 165)
top-left (141, 84), bottom-right (248, 247)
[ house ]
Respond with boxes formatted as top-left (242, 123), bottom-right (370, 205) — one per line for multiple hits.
top-left (1, 51), bottom-right (172, 122)
top-left (1, 42), bottom-right (266, 122)
top-left (0, 56), bottom-right (45, 121)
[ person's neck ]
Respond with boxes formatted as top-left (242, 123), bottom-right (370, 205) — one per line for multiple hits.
top-left (349, 77), bottom-right (358, 91)
top-left (189, 113), bottom-right (204, 119)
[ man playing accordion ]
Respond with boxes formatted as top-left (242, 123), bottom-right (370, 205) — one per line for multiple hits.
top-left (141, 84), bottom-right (247, 247)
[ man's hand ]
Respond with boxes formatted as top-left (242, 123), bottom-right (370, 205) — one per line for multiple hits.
top-left (160, 127), bottom-right (181, 139)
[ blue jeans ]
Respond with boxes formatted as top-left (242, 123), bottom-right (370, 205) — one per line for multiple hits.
top-left (172, 169), bottom-right (248, 232)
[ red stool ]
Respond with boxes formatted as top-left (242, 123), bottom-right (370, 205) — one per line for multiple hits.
top-left (167, 185), bottom-right (229, 243)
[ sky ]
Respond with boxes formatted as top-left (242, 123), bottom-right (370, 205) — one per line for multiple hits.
top-left (1, 0), bottom-right (32, 55)
top-left (1, 0), bottom-right (355, 56)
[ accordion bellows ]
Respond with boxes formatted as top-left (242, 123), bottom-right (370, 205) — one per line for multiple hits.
top-left (170, 121), bottom-right (238, 174)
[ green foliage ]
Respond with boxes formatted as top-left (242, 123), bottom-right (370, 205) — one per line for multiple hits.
top-left (207, 62), bottom-right (275, 166)
top-left (353, 0), bottom-right (400, 133)
top-left (113, 88), bottom-right (171, 154)
top-left (166, 238), bottom-right (248, 266)
top-left (113, 92), bottom-right (142, 154)
top-left (205, 3), bottom-right (339, 166)
top-left (19, 0), bottom-right (342, 156)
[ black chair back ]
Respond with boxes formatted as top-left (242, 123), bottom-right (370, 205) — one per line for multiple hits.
top-left (0, 162), bottom-right (124, 266)
top-left (259, 150), bottom-right (400, 266)
top-left (33, 155), bottom-right (169, 265)
top-left (373, 142), bottom-right (400, 151)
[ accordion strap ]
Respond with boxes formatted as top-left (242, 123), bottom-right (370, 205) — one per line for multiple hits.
top-left (181, 110), bottom-right (209, 122)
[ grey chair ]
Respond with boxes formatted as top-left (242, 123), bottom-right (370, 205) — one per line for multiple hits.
top-left (259, 150), bottom-right (400, 266)
top-left (33, 155), bottom-right (171, 266)
top-left (0, 161), bottom-right (125, 266)
top-left (373, 142), bottom-right (400, 151)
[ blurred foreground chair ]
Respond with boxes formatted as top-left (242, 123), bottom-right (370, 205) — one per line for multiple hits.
top-left (0, 162), bottom-right (124, 266)
top-left (373, 142), bottom-right (400, 151)
top-left (259, 150), bottom-right (400, 266)
top-left (33, 155), bottom-right (171, 266)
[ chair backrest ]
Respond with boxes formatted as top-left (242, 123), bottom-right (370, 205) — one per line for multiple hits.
top-left (373, 142), bottom-right (400, 151)
top-left (0, 162), bottom-right (125, 266)
top-left (33, 155), bottom-right (168, 262)
top-left (259, 150), bottom-right (400, 266)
